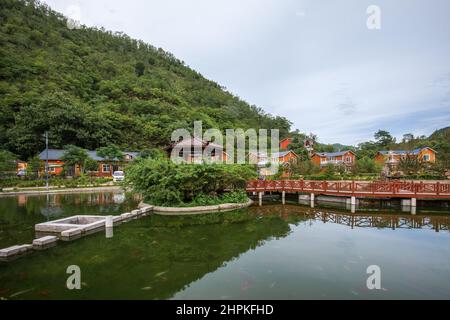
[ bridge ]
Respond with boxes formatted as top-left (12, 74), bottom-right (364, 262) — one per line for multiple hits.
top-left (246, 180), bottom-right (450, 206)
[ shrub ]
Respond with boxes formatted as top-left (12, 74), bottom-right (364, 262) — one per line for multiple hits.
top-left (125, 158), bottom-right (257, 206)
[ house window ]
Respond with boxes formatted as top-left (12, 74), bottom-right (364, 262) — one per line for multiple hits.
top-left (48, 167), bottom-right (56, 173)
top-left (345, 156), bottom-right (352, 163)
top-left (423, 154), bottom-right (430, 162)
top-left (102, 164), bottom-right (111, 172)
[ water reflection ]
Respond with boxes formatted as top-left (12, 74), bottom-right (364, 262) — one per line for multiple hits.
top-left (251, 204), bottom-right (450, 232)
top-left (0, 191), bottom-right (140, 248)
top-left (1, 203), bottom-right (449, 299)
top-left (105, 227), bottom-right (113, 238)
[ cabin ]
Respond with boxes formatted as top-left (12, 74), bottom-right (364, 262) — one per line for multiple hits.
top-left (311, 150), bottom-right (356, 172)
top-left (167, 137), bottom-right (229, 163)
top-left (375, 147), bottom-right (436, 171)
top-left (248, 150), bottom-right (299, 177)
top-left (248, 150), bottom-right (299, 166)
top-left (38, 149), bottom-right (139, 177)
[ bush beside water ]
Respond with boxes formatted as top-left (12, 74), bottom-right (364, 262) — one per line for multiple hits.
top-left (125, 158), bottom-right (257, 206)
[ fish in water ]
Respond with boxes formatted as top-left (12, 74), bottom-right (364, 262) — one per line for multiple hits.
top-left (155, 270), bottom-right (168, 277)
top-left (141, 286), bottom-right (152, 290)
top-left (9, 288), bottom-right (34, 298)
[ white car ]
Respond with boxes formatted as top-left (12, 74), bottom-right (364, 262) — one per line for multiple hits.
top-left (112, 171), bottom-right (125, 182)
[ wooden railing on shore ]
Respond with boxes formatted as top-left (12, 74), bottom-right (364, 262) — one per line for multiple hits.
top-left (246, 180), bottom-right (450, 199)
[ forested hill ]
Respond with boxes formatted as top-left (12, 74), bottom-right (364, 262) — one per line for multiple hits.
top-left (0, 0), bottom-right (292, 160)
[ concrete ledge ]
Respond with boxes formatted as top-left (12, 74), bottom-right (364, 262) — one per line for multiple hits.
top-left (0, 186), bottom-right (121, 197)
top-left (61, 227), bottom-right (83, 241)
top-left (32, 236), bottom-right (58, 250)
top-left (0, 244), bottom-right (33, 260)
top-left (151, 199), bottom-right (253, 215)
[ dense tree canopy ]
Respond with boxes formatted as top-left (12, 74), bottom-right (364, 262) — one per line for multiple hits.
top-left (125, 158), bottom-right (257, 206)
top-left (0, 0), bottom-right (292, 160)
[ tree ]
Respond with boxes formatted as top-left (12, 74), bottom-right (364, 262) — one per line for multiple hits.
top-left (292, 160), bottom-right (320, 176)
top-left (135, 62), bottom-right (145, 77)
top-left (287, 142), bottom-right (309, 161)
top-left (0, 150), bottom-right (17, 178)
top-left (84, 157), bottom-right (99, 173)
top-left (402, 133), bottom-right (414, 143)
top-left (374, 130), bottom-right (395, 146)
top-left (61, 145), bottom-right (89, 175)
top-left (0, 0), bottom-right (292, 160)
top-left (354, 156), bottom-right (381, 174)
top-left (125, 158), bottom-right (256, 206)
top-left (27, 155), bottom-right (42, 179)
top-left (324, 164), bottom-right (336, 178)
top-left (96, 144), bottom-right (124, 173)
top-left (139, 148), bottom-right (166, 159)
top-left (398, 156), bottom-right (421, 175)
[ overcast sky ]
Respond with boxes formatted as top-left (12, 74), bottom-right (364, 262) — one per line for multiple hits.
top-left (42, 0), bottom-right (450, 145)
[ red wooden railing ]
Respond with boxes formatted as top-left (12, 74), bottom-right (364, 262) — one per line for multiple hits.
top-left (246, 180), bottom-right (450, 199)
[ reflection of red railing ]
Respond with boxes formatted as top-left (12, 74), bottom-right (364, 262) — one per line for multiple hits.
top-left (246, 180), bottom-right (450, 199)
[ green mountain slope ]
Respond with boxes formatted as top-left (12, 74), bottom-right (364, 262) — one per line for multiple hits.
top-left (0, 0), bottom-right (291, 159)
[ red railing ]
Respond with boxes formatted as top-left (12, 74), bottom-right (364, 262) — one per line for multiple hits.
top-left (246, 180), bottom-right (450, 199)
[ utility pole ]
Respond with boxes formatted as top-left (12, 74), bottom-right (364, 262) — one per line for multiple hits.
top-left (45, 131), bottom-right (49, 190)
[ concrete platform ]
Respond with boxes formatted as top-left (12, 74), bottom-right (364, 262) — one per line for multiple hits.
top-left (32, 235), bottom-right (58, 250)
top-left (0, 244), bottom-right (33, 261)
top-left (35, 215), bottom-right (107, 233)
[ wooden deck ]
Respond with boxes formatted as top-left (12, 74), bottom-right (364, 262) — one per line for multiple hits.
top-left (246, 180), bottom-right (450, 199)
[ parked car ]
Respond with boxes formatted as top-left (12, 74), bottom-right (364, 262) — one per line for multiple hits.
top-left (112, 171), bottom-right (125, 182)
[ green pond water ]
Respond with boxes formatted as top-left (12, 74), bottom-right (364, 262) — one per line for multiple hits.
top-left (0, 192), bottom-right (449, 299)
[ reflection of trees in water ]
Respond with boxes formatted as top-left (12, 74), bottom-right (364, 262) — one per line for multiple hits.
top-left (39, 207), bottom-right (63, 219)
top-left (251, 204), bottom-right (450, 232)
top-left (16, 192), bottom-right (131, 209)
top-left (0, 210), bottom-right (293, 299)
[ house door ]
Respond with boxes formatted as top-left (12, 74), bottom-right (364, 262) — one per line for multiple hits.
top-left (113, 165), bottom-right (119, 173)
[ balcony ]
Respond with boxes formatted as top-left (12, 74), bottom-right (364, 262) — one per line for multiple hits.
top-left (320, 159), bottom-right (353, 166)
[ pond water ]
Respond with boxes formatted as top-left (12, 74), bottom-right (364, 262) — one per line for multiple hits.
top-left (0, 192), bottom-right (449, 299)
top-left (0, 192), bottom-right (140, 248)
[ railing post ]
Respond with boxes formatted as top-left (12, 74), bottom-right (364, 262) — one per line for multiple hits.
top-left (351, 180), bottom-right (355, 195)
top-left (436, 182), bottom-right (440, 195)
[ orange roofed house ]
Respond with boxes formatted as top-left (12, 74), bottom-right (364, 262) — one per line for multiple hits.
top-left (311, 150), bottom-right (356, 172)
top-left (375, 147), bottom-right (436, 173)
top-left (38, 149), bottom-right (139, 177)
top-left (248, 150), bottom-right (299, 177)
top-left (167, 137), bottom-right (229, 163)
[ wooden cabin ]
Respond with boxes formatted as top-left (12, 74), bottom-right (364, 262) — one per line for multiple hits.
top-left (248, 150), bottom-right (299, 177)
top-left (167, 137), bottom-right (229, 163)
top-left (375, 147), bottom-right (437, 171)
top-left (311, 150), bottom-right (356, 172)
